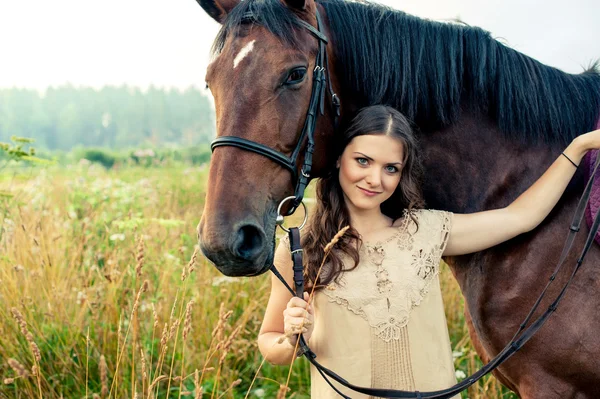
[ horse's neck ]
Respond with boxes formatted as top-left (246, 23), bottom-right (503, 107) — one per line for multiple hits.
top-left (419, 109), bottom-right (566, 214)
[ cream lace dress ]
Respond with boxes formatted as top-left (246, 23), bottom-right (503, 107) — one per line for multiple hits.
top-left (298, 209), bottom-right (458, 398)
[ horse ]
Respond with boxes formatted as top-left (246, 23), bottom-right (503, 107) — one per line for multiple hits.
top-left (195, 0), bottom-right (600, 397)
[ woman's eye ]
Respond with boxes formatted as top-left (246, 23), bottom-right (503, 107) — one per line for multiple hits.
top-left (285, 68), bottom-right (307, 85)
top-left (385, 166), bottom-right (398, 173)
top-left (356, 158), bottom-right (368, 165)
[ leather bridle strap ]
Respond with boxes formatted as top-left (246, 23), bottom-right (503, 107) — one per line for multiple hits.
top-left (270, 155), bottom-right (600, 398)
top-left (211, 136), bottom-right (298, 178)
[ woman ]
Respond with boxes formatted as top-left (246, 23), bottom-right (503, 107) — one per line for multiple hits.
top-left (257, 105), bottom-right (600, 397)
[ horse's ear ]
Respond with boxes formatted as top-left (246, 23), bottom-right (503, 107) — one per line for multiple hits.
top-left (196, 0), bottom-right (240, 24)
top-left (281, 0), bottom-right (309, 11)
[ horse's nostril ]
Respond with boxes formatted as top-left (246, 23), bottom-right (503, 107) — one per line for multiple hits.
top-left (234, 224), bottom-right (265, 261)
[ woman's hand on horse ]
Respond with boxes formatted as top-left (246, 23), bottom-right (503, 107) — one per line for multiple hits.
top-left (283, 292), bottom-right (315, 346)
top-left (572, 128), bottom-right (600, 156)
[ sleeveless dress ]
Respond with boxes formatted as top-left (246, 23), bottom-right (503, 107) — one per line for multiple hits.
top-left (285, 209), bottom-right (458, 399)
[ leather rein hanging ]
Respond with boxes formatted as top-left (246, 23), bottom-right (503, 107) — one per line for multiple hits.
top-left (209, 8), bottom-right (600, 398)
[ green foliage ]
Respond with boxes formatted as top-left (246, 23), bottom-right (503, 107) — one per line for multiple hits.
top-left (0, 85), bottom-right (215, 151)
top-left (80, 148), bottom-right (118, 169)
top-left (72, 146), bottom-right (212, 169)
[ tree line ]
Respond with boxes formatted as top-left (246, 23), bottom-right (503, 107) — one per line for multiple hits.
top-left (0, 85), bottom-right (215, 151)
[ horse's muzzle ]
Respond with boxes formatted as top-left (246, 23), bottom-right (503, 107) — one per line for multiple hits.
top-left (198, 220), bottom-right (273, 277)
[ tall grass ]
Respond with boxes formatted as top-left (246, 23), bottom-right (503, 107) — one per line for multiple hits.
top-left (0, 164), bottom-right (515, 398)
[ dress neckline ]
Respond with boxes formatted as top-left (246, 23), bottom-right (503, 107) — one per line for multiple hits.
top-left (361, 209), bottom-right (411, 249)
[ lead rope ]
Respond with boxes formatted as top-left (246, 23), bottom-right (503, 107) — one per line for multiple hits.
top-left (271, 156), bottom-right (600, 398)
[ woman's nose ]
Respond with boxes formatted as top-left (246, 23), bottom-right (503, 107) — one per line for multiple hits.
top-left (365, 169), bottom-right (382, 186)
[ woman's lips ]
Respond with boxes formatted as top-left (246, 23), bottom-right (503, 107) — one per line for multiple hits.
top-left (358, 186), bottom-right (381, 196)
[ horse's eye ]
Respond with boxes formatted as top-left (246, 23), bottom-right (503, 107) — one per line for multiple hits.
top-left (285, 68), bottom-right (307, 85)
top-left (205, 83), bottom-right (209, 90)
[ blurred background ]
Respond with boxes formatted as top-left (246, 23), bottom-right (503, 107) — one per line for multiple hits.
top-left (0, 1), bottom-right (598, 398)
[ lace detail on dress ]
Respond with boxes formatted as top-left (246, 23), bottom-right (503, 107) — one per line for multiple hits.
top-left (323, 210), bottom-right (453, 343)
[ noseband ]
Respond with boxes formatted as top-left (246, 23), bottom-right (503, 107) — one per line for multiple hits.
top-left (210, 9), bottom-right (340, 213)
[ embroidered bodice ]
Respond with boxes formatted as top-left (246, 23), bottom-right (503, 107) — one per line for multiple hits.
top-left (323, 209), bottom-right (452, 343)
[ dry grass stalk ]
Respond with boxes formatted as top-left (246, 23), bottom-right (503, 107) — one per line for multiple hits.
top-left (217, 379), bottom-right (242, 399)
top-left (183, 300), bottom-right (194, 341)
top-left (117, 315), bottom-right (123, 350)
top-left (181, 246), bottom-right (199, 281)
top-left (3, 378), bottom-right (15, 385)
top-left (99, 355), bottom-right (108, 399)
top-left (194, 369), bottom-right (203, 399)
top-left (139, 347), bottom-right (148, 380)
top-left (323, 225), bottom-right (350, 253)
top-left (151, 303), bottom-right (159, 331)
top-left (186, 246), bottom-right (199, 277)
top-left (135, 235), bottom-right (145, 277)
top-left (276, 384), bottom-right (290, 399)
top-left (8, 358), bottom-right (29, 377)
top-left (131, 280), bottom-right (150, 317)
top-left (168, 319), bottom-right (181, 341)
top-left (219, 325), bottom-right (243, 363)
top-left (10, 307), bottom-right (41, 362)
top-left (181, 264), bottom-right (189, 282)
top-left (211, 303), bottom-right (233, 343)
top-left (147, 375), bottom-right (169, 392)
top-left (160, 322), bottom-right (169, 352)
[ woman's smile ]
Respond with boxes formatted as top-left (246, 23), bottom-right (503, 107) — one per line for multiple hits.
top-left (357, 186), bottom-right (382, 196)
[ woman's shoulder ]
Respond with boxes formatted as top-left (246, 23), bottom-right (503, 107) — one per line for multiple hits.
top-left (393, 208), bottom-right (452, 224)
top-left (397, 209), bottom-right (453, 235)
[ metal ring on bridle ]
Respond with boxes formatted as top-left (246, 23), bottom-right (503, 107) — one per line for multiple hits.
top-left (276, 196), bottom-right (308, 233)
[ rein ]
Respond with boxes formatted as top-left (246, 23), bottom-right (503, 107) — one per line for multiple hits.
top-left (272, 154), bottom-right (600, 398)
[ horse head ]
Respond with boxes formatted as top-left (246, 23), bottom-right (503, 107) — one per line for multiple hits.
top-left (196, 0), bottom-right (338, 276)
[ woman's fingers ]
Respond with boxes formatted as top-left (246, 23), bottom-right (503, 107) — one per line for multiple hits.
top-left (284, 306), bottom-right (310, 318)
top-left (286, 293), bottom-right (314, 313)
top-left (287, 296), bottom-right (308, 309)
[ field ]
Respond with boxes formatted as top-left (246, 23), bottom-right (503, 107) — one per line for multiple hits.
top-left (0, 162), bottom-right (517, 398)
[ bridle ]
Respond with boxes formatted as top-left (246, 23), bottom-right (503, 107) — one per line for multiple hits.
top-left (209, 7), bottom-right (600, 399)
top-left (210, 9), bottom-right (340, 213)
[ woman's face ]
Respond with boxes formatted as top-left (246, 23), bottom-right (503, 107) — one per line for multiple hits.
top-left (338, 134), bottom-right (404, 215)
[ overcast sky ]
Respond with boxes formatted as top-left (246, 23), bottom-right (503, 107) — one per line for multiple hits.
top-left (0, 0), bottom-right (598, 92)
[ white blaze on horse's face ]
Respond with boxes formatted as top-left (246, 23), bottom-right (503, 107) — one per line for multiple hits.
top-left (233, 40), bottom-right (257, 69)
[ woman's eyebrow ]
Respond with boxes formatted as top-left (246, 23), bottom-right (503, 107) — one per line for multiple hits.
top-left (353, 152), bottom-right (402, 165)
top-left (353, 152), bottom-right (374, 161)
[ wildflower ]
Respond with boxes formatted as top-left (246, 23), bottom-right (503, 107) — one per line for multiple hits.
top-left (109, 233), bottom-right (125, 241)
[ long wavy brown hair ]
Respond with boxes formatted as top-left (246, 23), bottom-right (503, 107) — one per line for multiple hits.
top-left (303, 105), bottom-right (425, 292)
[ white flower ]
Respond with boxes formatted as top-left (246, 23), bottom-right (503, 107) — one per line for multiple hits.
top-left (455, 370), bottom-right (466, 380)
top-left (109, 233), bottom-right (126, 241)
top-left (76, 291), bottom-right (87, 305)
top-left (254, 388), bottom-right (265, 398)
top-left (452, 350), bottom-right (464, 359)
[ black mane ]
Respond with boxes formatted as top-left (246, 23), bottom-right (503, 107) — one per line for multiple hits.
top-left (213, 0), bottom-right (600, 144)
